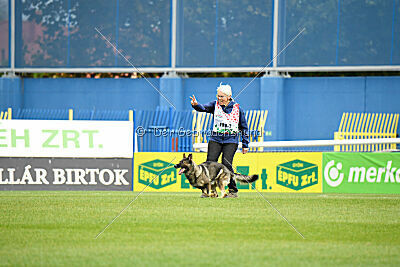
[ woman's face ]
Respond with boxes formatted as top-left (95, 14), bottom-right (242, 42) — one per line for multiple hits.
top-left (217, 90), bottom-right (230, 106)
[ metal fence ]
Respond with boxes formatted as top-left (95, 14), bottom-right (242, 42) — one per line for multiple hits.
top-left (1, 0), bottom-right (400, 73)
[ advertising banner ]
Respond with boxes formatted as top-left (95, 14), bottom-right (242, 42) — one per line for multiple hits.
top-left (323, 152), bottom-right (400, 194)
top-left (0, 157), bottom-right (132, 191)
top-left (133, 152), bottom-right (322, 193)
top-left (0, 120), bottom-right (133, 158)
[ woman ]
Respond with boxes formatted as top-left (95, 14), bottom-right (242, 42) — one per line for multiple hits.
top-left (190, 83), bottom-right (249, 198)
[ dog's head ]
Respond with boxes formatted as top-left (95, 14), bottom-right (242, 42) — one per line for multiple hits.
top-left (174, 153), bottom-right (193, 175)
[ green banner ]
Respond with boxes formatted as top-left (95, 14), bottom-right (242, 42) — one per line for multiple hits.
top-left (323, 153), bottom-right (400, 194)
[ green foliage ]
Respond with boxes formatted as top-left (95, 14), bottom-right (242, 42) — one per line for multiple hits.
top-left (14, 71), bottom-right (400, 79)
top-left (281, 0), bottom-right (398, 66)
top-left (20, 0), bottom-right (171, 67)
top-left (179, 0), bottom-right (272, 66)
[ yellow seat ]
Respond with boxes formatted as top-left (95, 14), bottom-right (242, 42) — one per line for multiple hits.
top-left (0, 108), bottom-right (12, 120)
top-left (334, 112), bottom-right (399, 152)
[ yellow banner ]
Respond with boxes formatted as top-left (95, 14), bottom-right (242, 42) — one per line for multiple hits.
top-left (133, 152), bottom-right (322, 193)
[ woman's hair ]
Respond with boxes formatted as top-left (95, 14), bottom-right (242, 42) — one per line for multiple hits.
top-left (217, 82), bottom-right (232, 97)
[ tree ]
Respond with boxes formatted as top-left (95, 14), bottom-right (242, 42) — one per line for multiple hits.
top-left (18, 0), bottom-right (171, 67)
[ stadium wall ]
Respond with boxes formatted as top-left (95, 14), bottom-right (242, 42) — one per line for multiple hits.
top-left (0, 76), bottom-right (399, 140)
top-left (0, 78), bottom-right (22, 110)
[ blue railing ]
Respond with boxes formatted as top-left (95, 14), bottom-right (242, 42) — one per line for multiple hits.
top-left (135, 107), bottom-right (193, 152)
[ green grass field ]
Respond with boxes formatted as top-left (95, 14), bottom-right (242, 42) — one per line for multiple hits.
top-left (1, 191), bottom-right (399, 266)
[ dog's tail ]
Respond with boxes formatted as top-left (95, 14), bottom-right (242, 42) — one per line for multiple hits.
top-left (233, 173), bottom-right (259, 184)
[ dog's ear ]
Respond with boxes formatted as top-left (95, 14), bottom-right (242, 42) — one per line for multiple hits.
top-left (188, 153), bottom-right (192, 160)
top-left (183, 153), bottom-right (186, 158)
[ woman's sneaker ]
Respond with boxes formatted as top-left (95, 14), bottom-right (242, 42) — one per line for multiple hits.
top-left (223, 192), bottom-right (238, 198)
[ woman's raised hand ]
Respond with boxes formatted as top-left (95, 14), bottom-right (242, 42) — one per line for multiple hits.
top-left (190, 95), bottom-right (198, 106)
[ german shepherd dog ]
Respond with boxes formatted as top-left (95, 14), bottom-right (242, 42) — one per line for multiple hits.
top-left (174, 153), bottom-right (259, 198)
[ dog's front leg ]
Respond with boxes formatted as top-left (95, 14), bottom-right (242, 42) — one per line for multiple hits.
top-left (210, 183), bottom-right (218, 198)
top-left (219, 180), bottom-right (229, 198)
top-left (200, 187), bottom-right (209, 198)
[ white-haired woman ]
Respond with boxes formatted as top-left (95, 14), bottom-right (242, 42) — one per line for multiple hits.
top-left (190, 83), bottom-right (249, 198)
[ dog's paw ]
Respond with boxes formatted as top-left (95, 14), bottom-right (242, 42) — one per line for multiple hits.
top-left (210, 192), bottom-right (218, 198)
